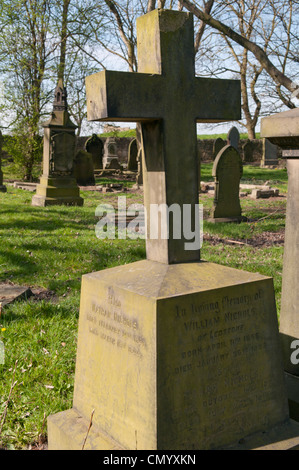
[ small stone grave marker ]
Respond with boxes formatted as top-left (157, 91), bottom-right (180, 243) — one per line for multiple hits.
top-left (209, 144), bottom-right (245, 223)
top-left (85, 134), bottom-right (103, 170)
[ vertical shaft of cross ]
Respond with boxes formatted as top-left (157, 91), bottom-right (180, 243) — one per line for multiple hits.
top-left (137, 11), bottom-right (200, 264)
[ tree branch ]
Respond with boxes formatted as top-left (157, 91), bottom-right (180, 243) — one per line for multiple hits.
top-left (180, 0), bottom-right (297, 94)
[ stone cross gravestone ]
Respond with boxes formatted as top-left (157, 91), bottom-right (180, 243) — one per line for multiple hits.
top-left (0, 130), bottom-right (7, 193)
top-left (209, 145), bottom-right (244, 223)
top-left (48, 9), bottom-right (299, 451)
top-left (85, 134), bottom-right (103, 170)
top-left (261, 108), bottom-right (299, 422)
top-left (261, 138), bottom-right (279, 167)
top-left (31, 80), bottom-right (83, 206)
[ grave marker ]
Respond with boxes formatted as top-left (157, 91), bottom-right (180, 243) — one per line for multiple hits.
top-left (85, 134), bottom-right (103, 169)
top-left (103, 137), bottom-right (119, 169)
top-left (227, 126), bottom-right (240, 150)
top-left (209, 144), bottom-right (244, 223)
top-left (213, 137), bottom-right (226, 160)
top-left (127, 138), bottom-right (138, 171)
top-left (261, 138), bottom-right (279, 167)
top-left (242, 140), bottom-right (254, 162)
top-left (73, 150), bottom-right (95, 186)
top-left (48, 9), bottom-right (299, 450)
top-left (32, 80), bottom-right (83, 206)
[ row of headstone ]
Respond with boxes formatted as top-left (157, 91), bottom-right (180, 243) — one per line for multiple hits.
top-left (212, 129), bottom-right (278, 165)
top-left (47, 9), bottom-right (299, 450)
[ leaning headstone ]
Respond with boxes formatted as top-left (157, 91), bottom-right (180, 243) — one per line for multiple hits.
top-left (227, 126), bottom-right (240, 150)
top-left (85, 134), bottom-right (103, 170)
top-left (73, 150), bottom-right (95, 186)
top-left (261, 107), bottom-right (299, 422)
top-left (250, 188), bottom-right (279, 199)
top-left (48, 9), bottom-right (299, 451)
top-left (127, 138), bottom-right (138, 171)
top-left (209, 145), bottom-right (244, 223)
top-left (242, 140), bottom-right (254, 162)
top-left (0, 131), bottom-right (7, 192)
top-left (31, 80), bottom-right (83, 207)
top-left (103, 137), bottom-right (118, 169)
top-left (213, 137), bottom-right (225, 160)
top-left (261, 138), bottom-right (278, 167)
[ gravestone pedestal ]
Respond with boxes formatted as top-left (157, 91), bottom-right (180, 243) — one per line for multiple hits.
top-left (32, 80), bottom-right (83, 207)
top-left (261, 108), bottom-right (299, 422)
top-left (32, 176), bottom-right (83, 206)
top-left (48, 260), bottom-right (299, 450)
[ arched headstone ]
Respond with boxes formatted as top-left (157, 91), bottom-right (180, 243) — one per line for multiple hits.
top-left (73, 150), bottom-right (95, 186)
top-left (127, 138), bottom-right (138, 171)
top-left (209, 145), bottom-right (244, 223)
top-left (85, 134), bottom-right (104, 170)
top-left (227, 126), bottom-right (240, 150)
top-left (243, 141), bottom-right (254, 162)
top-left (213, 137), bottom-right (226, 160)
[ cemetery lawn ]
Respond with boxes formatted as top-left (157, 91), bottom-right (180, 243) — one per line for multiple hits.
top-left (0, 163), bottom-right (287, 449)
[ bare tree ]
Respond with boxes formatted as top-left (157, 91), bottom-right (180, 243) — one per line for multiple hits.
top-left (180, 0), bottom-right (298, 98)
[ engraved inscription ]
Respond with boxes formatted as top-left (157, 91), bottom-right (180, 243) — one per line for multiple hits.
top-left (169, 287), bottom-right (280, 438)
top-left (86, 287), bottom-right (146, 359)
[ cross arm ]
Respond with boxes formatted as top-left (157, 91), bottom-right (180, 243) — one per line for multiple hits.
top-left (193, 77), bottom-right (241, 122)
top-left (86, 70), bottom-right (165, 122)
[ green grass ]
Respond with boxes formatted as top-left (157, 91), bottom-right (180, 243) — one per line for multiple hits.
top-left (0, 164), bottom-right (288, 448)
top-left (99, 129), bottom-right (136, 138)
top-left (201, 163), bottom-right (288, 193)
top-left (198, 132), bottom-right (260, 140)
